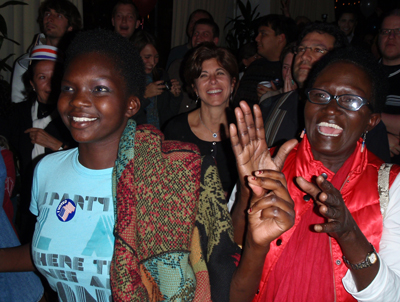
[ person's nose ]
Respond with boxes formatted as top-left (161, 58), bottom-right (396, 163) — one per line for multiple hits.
top-left (324, 96), bottom-right (341, 114)
top-left (299, 48), bottom-right (313, 61)
top-left (209, 73), bottom-right (217, 84)
top-left (70, 89), bottom-right (91, 108)
top-left (47, 12), bottom-right (55, 22)
top-left (388, 30), bottom-right (396, 39)
top-left (255, 33), bottom-right (261, 43)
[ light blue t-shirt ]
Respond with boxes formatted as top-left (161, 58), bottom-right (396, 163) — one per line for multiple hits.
top-left (30, 148), bottom-right (114, 302)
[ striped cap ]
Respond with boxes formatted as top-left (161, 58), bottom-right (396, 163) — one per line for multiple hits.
top-left (19, 45), bottom-right (63, 69)
top-left (28, 45), bottom-right (62, 62)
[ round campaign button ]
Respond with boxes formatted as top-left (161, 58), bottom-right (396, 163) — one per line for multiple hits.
top-left (56, 199), bottom-right (76, 222)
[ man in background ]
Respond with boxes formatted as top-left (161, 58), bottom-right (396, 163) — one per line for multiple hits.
top-left (233, 14), bottom-right (297, 108)
top-left (166, 9), bottom-right (213, 70)
top-left (112, 0), bottom-right (140, 40)
top-left (168, 18), bottom-right (220, 114)
top-left (11, 0), bottom-right (81, 103)
top-left (377, 10), bottom-right (400, 163)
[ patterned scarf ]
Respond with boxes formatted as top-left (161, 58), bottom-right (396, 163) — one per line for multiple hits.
top-left (111, 119), bottom-right (240, 301)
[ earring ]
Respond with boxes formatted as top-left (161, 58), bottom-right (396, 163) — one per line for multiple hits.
top-left (361, 131), bottom-right (368, 153)
top-left (300, 128), bottom-right (306, 139)
top-left (33, 88), bottom-right (36, 91)
top-left (196, 94), bottom-right (200, 104)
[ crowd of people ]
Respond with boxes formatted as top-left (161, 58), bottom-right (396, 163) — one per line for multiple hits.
top-left (0, 0), bottom-right (400, 301)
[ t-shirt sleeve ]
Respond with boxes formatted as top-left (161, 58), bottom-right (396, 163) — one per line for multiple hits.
top-left (29, 162), bottom-right (41, 216)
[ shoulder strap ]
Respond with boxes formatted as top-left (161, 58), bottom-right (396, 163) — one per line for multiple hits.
top-left (378, 163), bottom-right (393, 219)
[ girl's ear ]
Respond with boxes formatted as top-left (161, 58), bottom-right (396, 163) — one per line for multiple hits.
top-left (126, 96), bottom-right (141, 118)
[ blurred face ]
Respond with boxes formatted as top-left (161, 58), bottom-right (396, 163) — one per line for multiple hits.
top-left (43, 9), bottom-right (72, 39)
top-left (293, 32), bottom-right (335, 87)
top-left (139, 44), bottom-right (159, 74)
top-left (193, 58), bottom-right (235, 108)
top-left (255, 25), bottom-right (283, 61)
top-left (192, 24), bottom-right (218, 47)
top-left (58, 52), bottom-right (139, 145)
top-left (378, 15), bottom-right (400, 65)
top-left (305, 62), bottom-right (379, 163)
top-left (30, 60), bottom-right (56, 104)
top-left (187, 12), bottom-right (210, 37)
top-left (112, 4), bottom-right (140, 39)
top-left (338, 13), bottom-right (356, 36)
top-left (282, 52), bottom-right (294, 80)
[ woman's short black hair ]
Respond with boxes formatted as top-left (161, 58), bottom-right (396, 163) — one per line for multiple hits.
top-left (307, 47), bottom-right (387, 113)
top-left (65, 29), bottom-right (146, 100)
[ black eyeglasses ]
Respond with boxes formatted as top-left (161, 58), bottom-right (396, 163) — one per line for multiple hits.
top-left (294, 46), bottom-right (329, 55)
top-left (306, 88), bottom-right (370, 111)
top-left (379, 28), bottom-right (400, 36)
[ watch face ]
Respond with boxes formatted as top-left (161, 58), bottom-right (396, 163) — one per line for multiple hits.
top-left (368, 252), bottom-right (378, 264)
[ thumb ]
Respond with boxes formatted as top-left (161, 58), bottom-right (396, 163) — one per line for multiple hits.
top-left (273, 139), bottom-right (298, 171)
top-left (248, 180), bottom-right (265, 197)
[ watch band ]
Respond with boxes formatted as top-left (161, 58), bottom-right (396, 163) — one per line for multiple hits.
top-left (342, 244), bottom-right (378, 270)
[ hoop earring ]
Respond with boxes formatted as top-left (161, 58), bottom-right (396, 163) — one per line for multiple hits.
top-left (361, 131), bottom-right (368, 153)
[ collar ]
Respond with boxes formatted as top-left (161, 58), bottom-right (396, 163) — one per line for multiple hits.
top-left (293, 135), bottom-right (367, 187)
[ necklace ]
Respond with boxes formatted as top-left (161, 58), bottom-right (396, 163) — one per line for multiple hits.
top-left (199, 111), bottom-right (220, 138)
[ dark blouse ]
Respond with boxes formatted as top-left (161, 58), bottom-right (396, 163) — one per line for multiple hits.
top-left (163, 112), bottom-right (238, 197)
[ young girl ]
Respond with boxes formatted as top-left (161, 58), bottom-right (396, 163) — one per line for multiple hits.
top-left (0, 30), bottom-right (251, 302)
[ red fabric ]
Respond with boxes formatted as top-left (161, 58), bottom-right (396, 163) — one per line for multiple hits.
top-left (1, 149), bottom-right (15, 225)
top-left (263, 143), bottom-right (356, 302)
top-left (254, 135), bottom-right (400, 302)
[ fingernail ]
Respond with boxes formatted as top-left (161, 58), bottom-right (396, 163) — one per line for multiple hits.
top-left (257, 170), bottom-right (263, 175)
top-left (303, 195), bottom-right (311, 202)
top-left (251, 176), bottom-right (256, 181)
top-left (321, 173), bottom-right (328, 179)
top-left (248, 207), bottom-right (252, 213)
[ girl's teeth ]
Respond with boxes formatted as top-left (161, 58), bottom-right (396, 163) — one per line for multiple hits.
top-left (73, 117), bottom-right (97, 122)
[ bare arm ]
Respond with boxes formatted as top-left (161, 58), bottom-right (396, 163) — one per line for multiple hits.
top-left (0, 243), bottom-right (36, 272)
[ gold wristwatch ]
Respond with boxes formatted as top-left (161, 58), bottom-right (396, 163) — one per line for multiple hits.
top-left (342, 244), bottom-right (378, 270)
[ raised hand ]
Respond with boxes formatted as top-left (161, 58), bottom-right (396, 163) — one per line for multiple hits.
top-left (246, 170), bottom-right (295, 248)
top-left (283, 67), bottom-right (297, 93)
top-left (296, 175), bottom-right (358, 241)
top-left (230, 101), bottom-right (297, 245)
top-left (229, 101), bottom-right (297, 188)
top-left (169, 79), bottom-right (181, 97)
top-left (296, 175), bottom-right (381, 291)
top-left (144, 80), bottom-right (165, 98)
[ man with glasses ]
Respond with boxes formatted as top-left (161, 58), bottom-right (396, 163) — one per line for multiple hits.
top-left (260, 23), bottom-right (346, 145)
top-left (260, 22), bottom-right (391, 162)
top-left (378, 10), bottom-right (400, 163)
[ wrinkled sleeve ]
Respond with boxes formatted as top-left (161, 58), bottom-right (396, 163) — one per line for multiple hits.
top-left (342, 173), bottom-right (400, 301)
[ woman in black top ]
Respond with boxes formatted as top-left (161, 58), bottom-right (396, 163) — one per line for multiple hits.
top-left (163, 43), bottom-right (238, 198)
